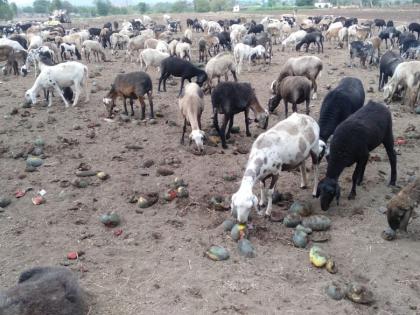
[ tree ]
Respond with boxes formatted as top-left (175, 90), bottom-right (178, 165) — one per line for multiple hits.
top-left (0, 0), bottom-right (13, 20)
top-left (295, 0), bottom-right (313, 6)
top-left (50, 0), bottom-right (62, 11)
top-left (62, 1), bottom-right (74, 13)
top-left (95, 0), bottom-right (111, 16)
top-left (137, 2), bottom-right (148, 12)
top-left (22, 5), bottom-right (34, 13)
top-left (33, 0), bottom-right (51, 13)
top-left (171, 0), bottom-right (188, 12)
top-left (194, 0), bottom-right (210, 12)
top-left (9, 1), bottom-right (17, 16)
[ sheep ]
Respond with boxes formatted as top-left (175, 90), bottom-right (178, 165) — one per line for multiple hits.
top-left (207, 21), bottom-right (223, 34)
top-left (0, 266), bottom-right (89, 315)
top-left (103, 71), bottom-right (154, 120)
top-left (230, 29), bottom-right (243, 46)
top-left (155, 40), bottom-right (169, 54)
top-left (369, 36), bottom-right (381, 60)
top-left (217, 31), bottom-right (231, 51)
top-left (42, 42), bottom-right (60, 63)
top-left (316, 101), bottom-right (397, 211)
top-left (386, 178), bottom-right (420, 233)
top-left (325, 25), bottom-right (343, 44)
top-left (204, 52), bottom-right (238, 92)
top-left (8, 34), bottom-right (28, 50)
top-left (21, 46), bottom-right (54, 77)
top-left (81, 40), bottom-right (106, 62)
top-left (374, 18), bottom-right (386, 31)
top-left (231, 113), bottom-right (325, 223)
top-left (28, 35), bottom-right (43, 50)
top-left (125, 34), bottom-right (152, 62)
top-left (62, 33), bottom-right (82, 49)
top-left (175, 42), bottom-right (191, 60)
top-left (110, 33), bottom-right (129, 55)
top-left (144, 38), bottom-right (158, 49)
top-left (0, 45), bottom-right (27, 76)
top-left (378, 51), bottom-right (403, 91)
top-left (318, 77), bottom-right (365, 146)
top-left (276, 55), bottom-right (323, 100)
top-left (211, 81), bottom-right (269, 149)
top-left (383, 61), bottom-right (420, 113)
top-left (199, 35), bottom-right (220, 57)
top-left (347, 25), bottom-right (370, 43)
top-left (268, 76), bottom-right (312, 117)
top-left (248, 23), bottom-right (264, 34)
top-left (168, 39), bottom-right (178, 56)
top-left (408, 22), bottom-right (420, 39)
top-left (184, 29), bottom-right (192, 42)
top-left (158, 57), bottom-right (208, 95)
top-left (295, 31), bottom-right (323, 53)
top-left (139, 48), bottom-right (169, 72)
top-left (60, 42), bottom-right (81, 61)
top-left (348, 40), bottom-right (374, 68)
top-left (400, 38), bottom-right (420, 58)
top-left (337, 27), bottom-right (348, 48)
top-left (178, 82), bottom-right (205, 153)
top-left (0, 38), bottom-right (26, 51)
top-left (198, 38), bottom-right (207, 63)
top-left (25, 60), bottom-right (89, 108)
top-left (281, 30), bottom-right (307, 51)
top-left (233, 43), bottom-right (267, 74)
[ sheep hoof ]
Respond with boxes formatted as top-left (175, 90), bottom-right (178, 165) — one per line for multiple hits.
top-left (300, 185), bottom-right (307, 189)
top-left (348, 192), bottom-right (356, 200)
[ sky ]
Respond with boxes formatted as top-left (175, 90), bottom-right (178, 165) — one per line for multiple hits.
top-left (12, 0), bottom-right (172, 6)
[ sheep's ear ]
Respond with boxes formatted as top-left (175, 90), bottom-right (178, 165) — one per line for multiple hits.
top-left (335, 185), bottom-right (341, 205)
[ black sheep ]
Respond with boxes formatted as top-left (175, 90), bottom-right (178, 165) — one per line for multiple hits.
top-left (408, 22), bottom-right (420, 39)
top-left (88, 27), bottom-right (101, 38)
top-left (318, 77), bottom-right (365, 144)
top-left (193, 20), bottom-right (204, 32)
top-left (386, 20), bottom-right (394, 27)
top-left (187, 18), bottom-right (194, 28)
top-left (349, 41), bottom-right (374, 67)
top-left (400, 38), bottom-right (420, 57)
top-left (379, 27), bottom-right (399, 49)
top-left (344, 17), bottom-right (358, 28)
top-left (0, 266), bottom-right (89, 315)
top-left (374, 18), bottom-right (386, 30)
top-left (316, 101), bottom-right (397, 210)
top-left (217, 31), bottom-right (231, 51)
top-left (378, 51), bottom-right (403, 91)
top-left (248, 23), bottom-right (264, 34)
top-left (212, 82), bottom-right (268, 149)
top-left (296, 31), bottom-right (323, 53)
top-left (158, 57), bottom-right (208, 95)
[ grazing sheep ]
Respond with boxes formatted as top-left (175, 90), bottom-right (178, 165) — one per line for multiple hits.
top-left (178, 82), bottom-right (205, 152)
top-left (349, 40), bottom-right (374, 68)
top-left (230, 29), bottom-right (243, 47)
top-left (125, 34), bottom-right (153, 62)
top-left (378, 51), bottom-right (403, 91)
top-left (199, 35), bottom-right (220, 57)
top-left (326, 25), bottom-right (343, 44)
top-left (318, 77), bottom-right (365, 145)
top-left (212, 81), bottom-right (269, 149)
top-left (383, 61), bottom-right (420, 112)
top-left (103, 71), bottom-right (154, 119)
top-left (295, 31), bottom-right (323, 53)
top-left (175, 42), bottom-right (191, 60)
top-left (233, 43), bottom-right (267, 73)
top-left (139, 48), bottom-right (169, 72)
top-left (268, 76), bottom-right (312, 117)
top-left (276, 55), bottom-right (323, 99)
top-left (204, 52), bottom-right (238, 92)
top-left (0, 267), bottom-right (89, 315)
top-left (387, 178), bottom-right (420, 233)
top-left (144, 38), bottom-right (159, 49)
top-left (158, 57), bottom-right (208, 95)
top-left (316, 101), bottom-right (397, 210)
top-left (231, 113), bottom-right (325, 222)
top-left (184, 29), bottom-right (192, 42)
top-left (110, 33), bottom-right (130, 55)
top-left (81, 40), bottom-right (106, 62)
top-left (281, 30), bottom-right (307, 51)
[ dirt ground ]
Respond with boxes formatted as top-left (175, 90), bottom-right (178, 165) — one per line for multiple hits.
top-left (1, 8), bottom-right (420, 315)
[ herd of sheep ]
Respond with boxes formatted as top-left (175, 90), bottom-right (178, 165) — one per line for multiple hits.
top-left (0, 11), bottom-right (419, 314)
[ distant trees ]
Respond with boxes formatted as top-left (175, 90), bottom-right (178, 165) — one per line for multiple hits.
top-left (94, 0), bottom-right (111, 16)
top-left (296, 0), bottom-right (314, 6)
top-left (33, 0), bottom-right (51, 13)
top-left (0, 0), bottom-right (15, 19)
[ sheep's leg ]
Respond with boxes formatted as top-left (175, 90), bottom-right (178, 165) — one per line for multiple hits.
top-left (181, 118), bottom-right (187, 145)
top-left (310, 151), bottom-right (320, 197)
top-left (356, 156), bottom-right (368, 186)
top-left (226, 115), bottom-right (234, 139)
top-left (284, 101), bottom-right (289, 118)
top-left (220, 115), bottom-right (229, 149)
top-left (179, 78), bottom-right (185, 96)
top-left (53, 84), bottom-right (69, 108)
top-left (72, 84), bottom-right (81, 107)
top-left (129, 98), bottom-right (135, 116)
top-left (265, 175), bottom-right (279, 217)
top-left (305, 98), bottom-right (310, 115)
top-left (312, 79), bottom-right (318, 100)
top-left (147, 91), bottom-right (154, 118)
top-left (244, 108), bottom-right (251, 137)
top-left (292, 103), bottom-right (297, 114)
top-left (383, 130), bottom-right (397, 186)
top-left (300, 161), bottom-right (308, 189)
top-left (231, 70), bottom-right (238, 82)
top-left (258, 181), bottom-right (267, 214)
top-left (348, 158), bottom-right (366, 199)
top-left (138, 97), bottom-right (146, 120)
top-left (123, 98), bottom-right (128, 115)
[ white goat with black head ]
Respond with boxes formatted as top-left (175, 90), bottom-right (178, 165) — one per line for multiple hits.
top-left (231, 113), bottom-right (326, 223)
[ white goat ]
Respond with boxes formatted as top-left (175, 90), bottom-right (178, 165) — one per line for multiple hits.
top-left (81, 40), bottom-right (106, 62)
top-left (125, 34), bottom-right (152, 62)
top-left (60, 42), bottom-right (81, 61)
top-left (184, 29), bottom-right (192, 42)
top-left (175, 42), bottom-right (191, 60)
top-left (140, 48), bottom-right (169, 72)
top-left (207, 21), bottom-right (223, 34)
top-left (178, 82), bottom-right (205, 153)
top-left (281, 30), bottom-right (307, 51)
top-left (25, 61), bottom-right (89, 107)
top-left (110, 33), bottom-right (130, 55)
top-left (28, 35), bottom-right (43, 50)
top-left (0, 38), bottom-right (26, 51)
top-left (233, 43), bottom-right (266, 74)
top-left (231, 113), bottom-right (326, 223)
top-left (205, 52), bottom-right (237, 91)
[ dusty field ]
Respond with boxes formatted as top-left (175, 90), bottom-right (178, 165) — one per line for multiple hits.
top-left (1, 8), bottom-right (420, 315)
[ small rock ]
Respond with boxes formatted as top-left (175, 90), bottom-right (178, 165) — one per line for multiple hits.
top-left (10, 108), bottom-right (18, 115)
top-left (0, 196), bottom-right (11, 208)
top-left (367, 86), bottom-right (374, 93)
top-left (34, 138), bottom-right (45, 147)
top-left (377, 206), bottom-right (387, 214)
top-left (325, 84), bottom-right (331, 90)
top-left (283, 213), bottom-right (302, 228)
top-left (26, 156), bottom-right (43, 168)
top-left (119, 114), bottom-right (130, 122)
top-left (326, 259), bottom-right (338, 274)
top-left (25, 165), bottom-right (37, 172)
top-left (162, 189), bottom-right (177, 201)
top-left (100, 212), bottom-right (121, 227)
top-left (309, 245), bottom-right (328, 267)
top-left (86, 129), bottom-right (95, 139)
top-left (32, 146), bottom-right (43, 156)
top-left (221, 219), bottom-right (235, 231)
top-left (238, 239), bottom-right (256, 258)
top-left (166, 120), bottom-right (177, 127)
top-left (222, 173), bottom-right (237, 181)
top-left (289, 200), bottom-right (313, 217)
top-left (209, 195), bottom-right (229, 211)
top-left (205, 245), bottom-right (229, 261)
top-left (76, 170), bottom-right (97, 177)
top-left (310, 231), bottom-right (331, 242)
top-left (71, 178), bottom-right (88, 188)
top-left (296, 224), bottom-right (312, 234)
top-left (170, 177), bottom-right (187, 188)
top-left (156, 167), bottom-right (174, 176)
top-left (326, 283), bottom-right (344, 300)
top-left (302, 215), bottom-right (331, 231)
top-left (293, 230), bottom-right (308, 248)
top-left (176, 186), bottom-right (189, 198)
top-left (155, 111), bottom-right (164, 118)
top-left (381, 227), bottom-right (396, 241)
top-left (269, 210), bottom-right (286, 222)
top-left (346, 283), bottom-right (374, 305)
top-left (137, 192), bottom-right (159, 208)
top-left (97, 172), bottom-right (109, 180)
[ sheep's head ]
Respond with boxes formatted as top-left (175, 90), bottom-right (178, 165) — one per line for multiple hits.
top-left (24, 89), bottom-right (37, 105)
top-left (21, 64), bottom-right (28, 76)
top-left (231, 191), bottom-right (258, 223)
top-left (383, 82), bottom-right (394, 103)
top-left (255, 110), bottom-right (269, 129)
top-left (196, 72), bottom-right (208, 87)
top-left (387, 206), bottom-right (412, 232)
top-left (268, 94), bottom-right (281, 113)
top-left (189, 130), bottom-right (205, 153)
top-left (316, 177), bottom-right (340, 211)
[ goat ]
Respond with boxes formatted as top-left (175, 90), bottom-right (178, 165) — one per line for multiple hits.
top-left (179, 83), bottom-right (205, 153)
top-left (211, 81), bottom-right (269, 149)
top-left (276, 55), bottom-right (323, 100)
top-left (408, 22), bottom-right (420, 39)
top-left (233, 43), bottom-right (267, 74)
top-left (349, 40), bottom-right (374, 68)
top-left (81, 40), bottom-right (106, 62)
top-left (318, 77), bottom-right (365, 146)
top-left (0, 45), bottom-right (27, 76)
top-left (231, 113), bottom-right (325, 223)
top-left (281, 30), bottom-right (306, 51)
top-left (204, 52), bottom-right (238, 93)
top-left (268, 76), bottom-right (312, 117)
top-left (0, 266), bottom-right (89, 315)
top-left (125, 34), bottom-right (152, 62)
top-left (175, 42), bottom-right (191, 60)
top-left (316, 101), bottom-right (397, 210)
top-left (139, 48), bottom-right (169, 72)
top-left (296, 31), bottom-right (323, 53)
top-left (378, 51), bottom-right (403, 91)
top-left (103, 71), bottom-right (154, 120)
top-left (158, 57), bottom-right (208, 95)
top-left (383, 61), bottom-right (420, 113)
top-left (60, 42), bottom-right (81, 61)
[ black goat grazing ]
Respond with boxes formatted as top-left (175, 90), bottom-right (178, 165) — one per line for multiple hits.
top-left (268, 76), bottom-right (312, 117)
top-left (158, 57), bottom-right (208, 96)
top-left (212, 82), bottom-right (269, 149)
top-left (374, 18), bottom-right (386, 30)
top-left (187, 18), bottom-right (194, 28)
top-left (248, 23), bottom-right (264, 34)
top-left (378, 51), bottom-right (403, 91)
top-left (0, 266), bottom-right (89, 315)
top-left (296, 32), bottom-right (323, 53)
top-left (408, 22), bottom-right (420, 39)
top-left (318, 77), bottom-right (365, 144)
top-left (217, 31), bottom-right (231, 51)
top-left (344, 17), bottom-right (358, 28)
top-left (316, 101), bottom-right (397, 210)
top-left (349, 41), bottom-right (374, 67)
top-left (103, 71), bottom-right (154, 119)
top-left (193, 20), bottom-right (204, 32)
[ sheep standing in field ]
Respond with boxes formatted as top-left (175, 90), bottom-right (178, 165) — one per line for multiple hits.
top-left (231, 113), bottom-right (325, 223)
top-left (184, 29), bottom-right (192, 43)
top-left (205, 52), bottom-right (238, 93)
top-left (81, 40), bottom-right (107, 62)
top-left (110, 33), bottom-right (130, 55)
top-left (233, 43), bottom-right (267, 73)
top-left (168, 39), bottom-right (178, 56)
top-left (139, 48), bottom-right (169, 72)
top-left (175, 42), bottom-right (191, 60)
top-left (125, 34), bottom-right (153, 62)
top-left (281, 30), bottom-right (307, 51)
top-left (0, 267), bottom-right (89, 315)
top-left (179, 83), bottom-right (205, 153)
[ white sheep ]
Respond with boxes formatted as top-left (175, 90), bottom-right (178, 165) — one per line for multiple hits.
top-left (28, 35), bottom-right (43, 50)
top-left (139, 48), bottom-right (169, 72)
top-left (205, 52), bottom-right (237, 92)
top-left (230, 29), bottom-right (242, 46)
top-left (233, 43), bottom-right (266, 74)
top-left (231, 113), bottom-right (326, 223)
top-left (60, 42), bottom-right (81, 61)
top-left (125, 34), bottom-right (152, 62)
top-left (175, 42), bottom-right (191, 60)
top-left (110, 33), bottom-right (130, 55)
top-left (281, 30), bottom-right (307, 51)
top-left (178, 82), bottom-right (205, 153)
top-left (156, 40), bottom-right (169, 53)
top-left (207, 21), bottom-right (223, 34)
top-left (184, 29), bottom-right (192, 42)
top-left (168, 39), bottom-right (178, 56)
top-left (25, 61), bottom-right (89, 107)
top-left (81, 40), bottom-right (106, 62)
top-left (0, 38), bottom-right (26, 51)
